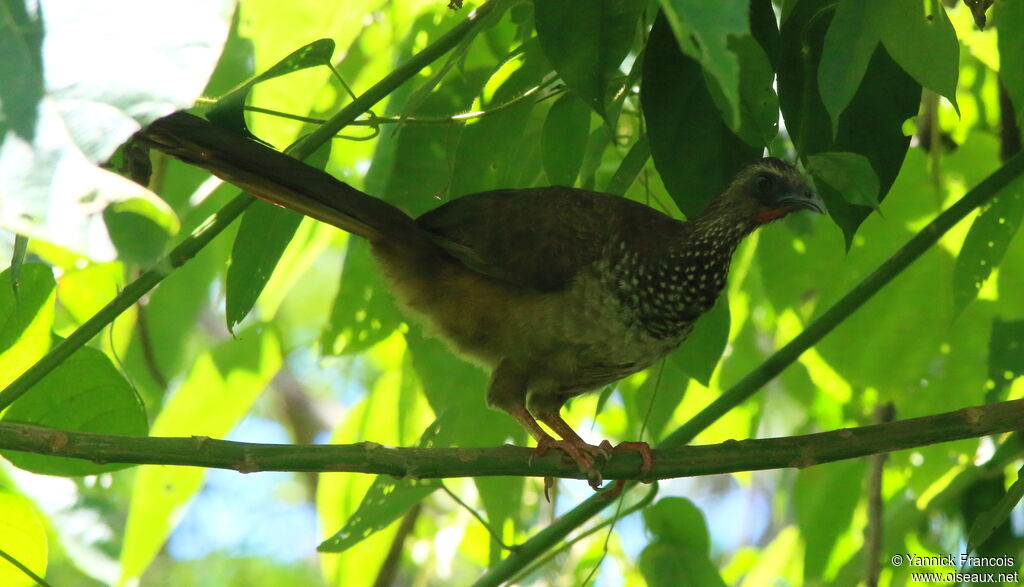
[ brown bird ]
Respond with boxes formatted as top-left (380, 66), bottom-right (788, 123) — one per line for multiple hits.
top-left (138, 112), bottom-right (824, 485)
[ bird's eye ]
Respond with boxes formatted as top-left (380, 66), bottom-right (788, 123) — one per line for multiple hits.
top-left (756, 173), bottom-right (773, 193)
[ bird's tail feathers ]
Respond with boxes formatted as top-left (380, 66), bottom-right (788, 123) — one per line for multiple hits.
top-left (138, 112), bottom-right (420, 244)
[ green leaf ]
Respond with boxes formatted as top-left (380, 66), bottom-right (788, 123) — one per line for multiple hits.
top-left (818, 0), bottom-right (881, 135)
top-left (102, 197), bottom-right (181, 266)
top-left (317, 411), bottom-right (457, 553)
top-left (704, 33), bottom-right (779, 150)
top-left (1, 344), bottom-right (148, 476)
top-left (986, 319), bottom-right (1024, 402)
top-left (0, 0), bottom-right (43, 141)
top-left (631, 359), bottom-right (687, 443)
top-left (966, 464), bottom-right (1024, 555)
top-left (534, 0), bottom-right (644, 118)
top-left (321, 238), bottom-right (404, 355)
top-left (119, 327), bottom-right (281, 585)
top-left (873, 0), bottom-right (959, 112)
top-left (207, 39), bottom-right (336, 137)
top-left (643, 497), bottom-right (711, 551)
top-left (0, 263), bottom-right (55, 391)
top-left (657, 0), bottom-right (750, 129)
top-left (794, 460), bottom-right (865, 581)
top-left (642, 13), bottom-right (761, 218)
top-left (0, 486), bottom-right (47, 587)
top-left (952, 175), bottom-right (1024, 314)
top-left (806, 151), bottom-right (881, 209)
top-left (226, 202), bottom-right (303, 332)
top-left (995, 0), bottom-right (1024, 126)
top-left (675, 294), bottom-right (730, 386)
top-left (604, 134), bottom-right (650, 196)
top-left (778, 0), bottom-right (920, 245)
top-left (541, 93), bottom-right (591, 186)
top-left (226, 131), bottom-right (329, 329)
top-left (639, 498), bottom-right (726, 587)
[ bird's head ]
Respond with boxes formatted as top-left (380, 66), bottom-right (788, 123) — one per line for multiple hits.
top-left (701, 158), bottom-right (825, 227)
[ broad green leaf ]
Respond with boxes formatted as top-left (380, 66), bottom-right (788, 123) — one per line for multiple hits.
top-left (987, 319), bottom-right (1024, 401)
top-left (207, 39), bottom-right (335, 137)
top-left (642, 13), bottom-right (761, 218)
top-left (806, 151), bottom-right (881, 209)
top-left (794, 459), bottom-right (864, 582)
top-left (873, 0), bottom-right (959, 112)
top-left (704, 33), bottom-right (779, 150)
top-left (657, 0), bottom-right (750, 129)
top-left (102, 197), bottom-right (180, 267)
top-left (640, 497), bottom-right (726, 587)
top-left (0, 0), bottom-right (43, 141)
top-left (952, 175), bottom-right (1024, 314)
top-left (318, 411), bottom-right (457, 553)
top-left (541, 93), bottom-right (591, 186)
top-left (0, 486), bottom-right (47, 587)
top-left (604, 134), bottom-right (650, 196)
top-left (0, 263), bottom-right (55, 390)
top-left (778, 0), bottom-right (920, 245)
top-left (534, 0), bottom-right (644, 118)
top-left (675, 294), bottom-right (731, 386)
top-left (966, 464), bottom-right (1024, 555)
top-left (1, 344), bottom-right (147, 476)
top-left (118, 327), bottom-right (281, 585)
top-left (321, 238), bottom-right (404, 356)
top-left (995, 0), bottom-right (1024, 126)
top-left (818, 0), bottom-right (881, 135)
top-left (225, 200), bottom-right (303, 332)
top-left (630, 360), bottom-right (686, 444)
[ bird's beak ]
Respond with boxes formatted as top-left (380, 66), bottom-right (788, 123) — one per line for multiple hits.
top-left (777, 189), bottom-right (826, 214)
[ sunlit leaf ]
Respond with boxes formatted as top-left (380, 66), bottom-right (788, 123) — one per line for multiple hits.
top-left (995, 0), bottom-right (1024, 125)
top-left (0, 263), bottom-right (55, 390)
top-left (987, 319), bottom-right (1024, 401)
top-left (119, 327), bottom-right (281, 585)
top-left (318, 411), bottom-right (456, 553)
top-left (1, 344), bottom-right (148, 476)
top-left (103, 197), bottom-right (181, 267)
top-left (207, 39), bottom-right (335, 137)
top-left (966, 464), bottom-right (1024, 555)
top-left (0, 486), bottom-right (47, 587)
top-left (952, 176), bottom-right (1024, 314)
top-left (794, 460), bottom-right (864, 582)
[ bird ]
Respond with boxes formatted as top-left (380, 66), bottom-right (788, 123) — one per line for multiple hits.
top-left (137, 112), bottom-right (825, 486)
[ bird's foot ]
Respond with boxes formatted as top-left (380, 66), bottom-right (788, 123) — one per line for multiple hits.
top-left (530, 437), bottom-right (608, 488)
top-left (598, 440), bottom-right (654, 478)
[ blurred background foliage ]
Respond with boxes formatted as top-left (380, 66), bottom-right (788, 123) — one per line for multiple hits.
top-left (1, 0), bottom-right (1024, 585)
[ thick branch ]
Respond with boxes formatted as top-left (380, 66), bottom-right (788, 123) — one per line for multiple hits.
top-left (1, 399), bottom-right (1021, 480)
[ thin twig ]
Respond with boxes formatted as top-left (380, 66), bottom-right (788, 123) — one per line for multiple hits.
top-left (864, 402), bottom-right (894, 587)
top-left (0, 546), bottom-right (51, 587)
top-left (372, 503), bottom-right (421, 587)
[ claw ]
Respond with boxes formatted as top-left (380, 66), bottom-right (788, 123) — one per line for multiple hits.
top-left (611, 440), bottom-right (654, 478)
top-left (543, 476), bottom-right (555, 502)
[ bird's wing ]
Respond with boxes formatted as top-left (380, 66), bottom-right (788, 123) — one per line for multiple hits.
top-left (417, 187), bottom-right (666, 292)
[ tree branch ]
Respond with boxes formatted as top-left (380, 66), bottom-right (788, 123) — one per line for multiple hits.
top-left (1, 398), bottom-right (1021, 480)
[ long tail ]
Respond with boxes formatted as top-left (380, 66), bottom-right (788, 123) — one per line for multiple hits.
top-left (137, 112), bottom-right (422, 245)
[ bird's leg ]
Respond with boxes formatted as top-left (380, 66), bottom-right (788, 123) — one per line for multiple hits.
top-left (487, 362), bottom-right (591, 472)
